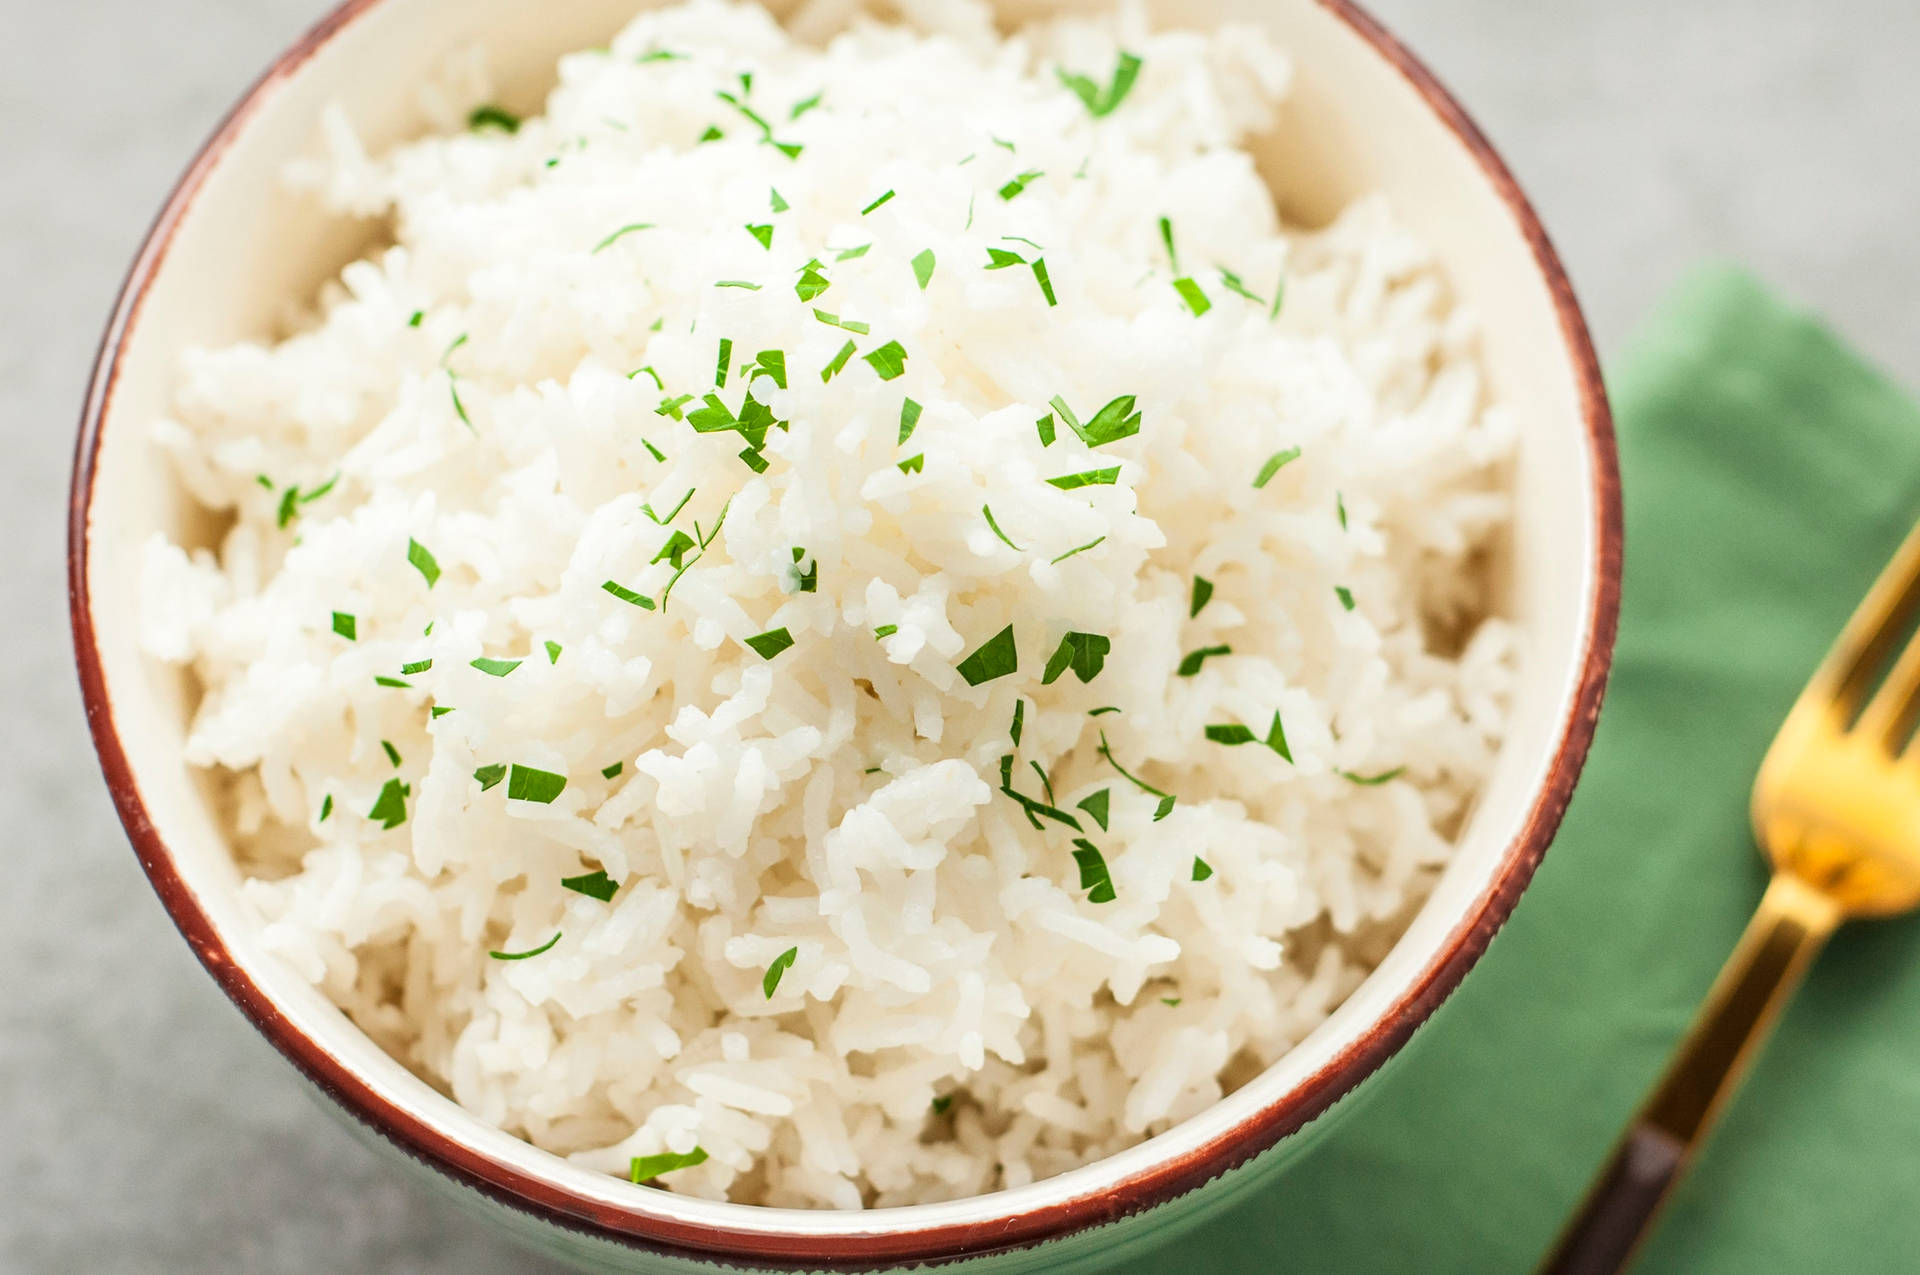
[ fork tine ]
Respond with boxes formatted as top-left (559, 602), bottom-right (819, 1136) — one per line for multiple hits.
top-left (1809, 518), bottom-right (1920, 715)
top-left (1856, 625), bottom-right (1920, 749)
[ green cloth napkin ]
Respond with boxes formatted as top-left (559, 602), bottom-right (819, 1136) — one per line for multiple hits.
top-left (1125, 266), bottom-right (1920, 1273)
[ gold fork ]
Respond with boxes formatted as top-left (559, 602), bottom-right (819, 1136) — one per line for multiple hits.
top-left (1540, 519), bottom-right (1920, 1275)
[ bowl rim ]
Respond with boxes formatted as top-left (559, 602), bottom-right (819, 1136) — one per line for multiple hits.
top-left (67, 0), bottom-right (1623, 1265)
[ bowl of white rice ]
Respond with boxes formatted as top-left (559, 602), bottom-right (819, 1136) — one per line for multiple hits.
top-left (69, 0), bottom-right (1619, 1268)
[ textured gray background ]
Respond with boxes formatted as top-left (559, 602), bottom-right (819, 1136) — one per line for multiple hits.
top-left (5, 1), bottom-right (1917, 1270)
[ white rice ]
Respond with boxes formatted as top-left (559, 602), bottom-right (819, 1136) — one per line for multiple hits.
top-left (140, 0), bottom-right (1518, 1208)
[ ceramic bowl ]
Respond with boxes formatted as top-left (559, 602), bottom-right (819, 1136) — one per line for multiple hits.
top-left (69, 0), bottom-right (1621, 1269)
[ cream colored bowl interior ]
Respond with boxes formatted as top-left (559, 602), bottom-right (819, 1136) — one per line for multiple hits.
top-left (82, 0), bottom-right (1603, 1245)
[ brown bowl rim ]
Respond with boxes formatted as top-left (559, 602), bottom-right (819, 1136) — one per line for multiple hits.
top-left (67, 0), bottom-right (1622, 1266)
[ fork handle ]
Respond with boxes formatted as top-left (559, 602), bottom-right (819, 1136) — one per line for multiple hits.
top-left (1538, 872), bottom-right (1842, 1275)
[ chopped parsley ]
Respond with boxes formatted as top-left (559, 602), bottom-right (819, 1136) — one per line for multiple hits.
top-left (1056, 51), bottom-right (1143, 118)
top-left (1071, 839), bottom-right (1116, 902)
top-left (643, 439), bottom-right (667, 463)
top-left (561, 869), bottom-right (619, 902)
top-left (643, 489), bottom-right (694, 524)
top-left (367, 778), bottom-right (409, 830)
top-left (1162, 997), bottom-right (1182, 1007)
top-left (467, 104), bottom-right (521, 133)
top-left (1036, 413), bottom-right (1056, 446)
top-left (332, 611), bottom-right (356, 641)
top-left (899, 397), bottom-right (923, 444)
top-left (1271, 274), bottom-right (1287, 319)
top-left (1205, 711), bottom-right (1292, 761)
top-left (474, 763), bottom-right (507, 791)
top-left (863, 341), bottom-right (908, 381)
top-left (745, 223), bottom-right (774, 250)
top-left (1050, 536), bottom-right (1105, 564)
top-left (1173, 277), bottom-right (1212, 316)
top-left (998, 170), bottom-right (1043, 201)
top-left (897, 453), bottom-right (924, 474)
top-left (1051, 394), bottom-right (1141, 448)
top-left (1029, 760), bottom-right (1056, 805)
top-left (1031, 259), bottom-right (1058, 306)
top-left (737, 446), bottom-right (769, 474)
top-left (1096, 729), bottom-right (1175, 821)
top-left (470, 657), bottom-right (522, 678)
top-left (1010, 698), bottom-right (1026, 746)
top-left (653, 529), bottom-right (698, 568)
top-left (714, 279), bottom-right (762, 291)
top-left (545, 640), bottom-right (563, 664)
top-left (1217, 267), bottom-right (1267, 305)
top-left (1337, 492), bottom-right (1349, 529)
top-left (400, 658), bottom-right (434, 675)
top-left (592, 222), bottom-right (655, 253)
top-left (506, 764), bottom-right (567, 804)
top-left (821, 340), bottom-right (857, 382)
top-left (956, 624), bottom-right (1018, 686)
top-left (795, 260), bottom-right (831, 302)
top-left (630, 1148), bottom-right (707, 1183)
top-left (698, 125), bottom-right (724, 143)
top-left (790, 91), bottom-right (823, 120)
top-left (997, 757), bottom-right (1083, 832)
top-left (770, 187), bottom-right (790, 212)
top-left (1177, 645), bottom-right (1231, 677)
top-left (407, 310), bottom-right (424, 327)
top-left (912, 249), bottom-right (936, 290)
top-left (745, 627), bottom-right (795, 660)
top-left (835, 243), bottom-right (871, 261)
top-left (931, 1095), bottom-right (953, 1116)
top-left (656, 393), bottom-right (695, 419)
top-left (600, 761), bottom-right (623, 780)
top-left (489, 932), bottom-right (562, 961)
top-left (1336, 586), bottom-right (1356, 611)
top-left (1190, 576), bottom-right (1214, 617)
top-left (636, 49), bottom-right (686, 63)
top-left (1046, 466), bottom-right (1122, 491)
top-left (860, 189), bottom-right (896, 215)
top-left (1159, 217), bottom-right (1180, 271)
top-left (1339, 767), bottom-right (1406, 786)
top-left (319, 794), bottom-right (332, 822)
top-left (1253, 447), bottom-right (1301, 489)
top-left (874, 624), bottom-right (899, 639)
top-left (762, 946), bottom-right (798, 998)
top-left (1041, 632), bottom-right (1110, 685)
top-left (1076, 788), bottom-right (1111, 831)
top-left (749, 349), bottom-right (787, 389)
top-left (982, 504), bottom-right (1023, 551)
top-left (601, 580), bottom-right (657, 609)
top-left (430, 706), bottom-right (455, 719)
top-left (630, 365), bottom-right (665, 389)
top-left (814, 310), bottom-right (871, 334)
top-left (374, 676), bottom-right (411, 689)
top-left (1192, 857), bottom-right (1214, 882)
top-left (1089, 706), bottom-right (1122, 717)
top-left (789, 549), bottom-right (817, 594)
top-left (986, 247), bottom-right (1025, 270)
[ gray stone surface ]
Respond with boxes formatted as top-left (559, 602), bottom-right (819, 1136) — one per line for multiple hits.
top-left (4, 1), bottom-right (1916, 1270)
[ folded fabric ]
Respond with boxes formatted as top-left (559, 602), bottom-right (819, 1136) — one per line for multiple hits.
top-left (1117, 265), bottom-right (1920, 1273)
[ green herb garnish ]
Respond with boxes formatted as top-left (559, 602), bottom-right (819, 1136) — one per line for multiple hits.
top-left (400, 659), bottom-right (434, 675)
top-left (1076, 788), bottom-right (1111, 832)
top-left (630, 1148), bottom-right (707, 1182)
top-left (982, 504), bottom-right (1023, 551)
top-left (1253, 447), bottom-right (1301, 489)
top-left (697, 125), bottom-right (724, 143)
top-left (1046, 466), bottom-right (1122, 491)
top-left (762, 946), bottom-right (798, 998)
top-left (1161, 997), bottom-right (1182, 1007)
top-left (367, 777), bottom-right (409, 829)
top-left (374, 676), bottom-right (411, 689)
top-left (1172, 277), bottom-right (1212, 316)
top-left (897, 453), bottom-right (924, 475)
top-left (874, 624), bottom-right (898, 639)
top-left (998, 170), bottom-right (1043, 201)
top-left (746, 223), bottom-right (774, 250)
top-left (956, 624), bottom-right (1018, 686)
top-left (407, 310), bottom-right (424, 328)
top-left (1192, 856), bottom-right (1214, 882)
top-left (1089, 706), bottom-right (1121, 717)
top-left (507, 764), bottom-right (567, 804)
top-left (1190, 576), bottom-right (1214, 617)
top-left (470, 656), bottom-right (521, 677)
top-left (1056, 51), bottom-right (1143, 118)
top-left (474, 764), bottom-right (507, 791)
top-left (1337, 492), bottom-right (1348, 530)
top-left (656, 393), bottom-right (695, 419)
top-left (1217, 267), bottom-right (1267, 305)
top-left (813, 310), bottom-right (871, 334)
top-left (1031, 259), bottom-right (1058, 306)
top-left (332, 612), bottom-right (357, 641)
top-left (600, 761), bottom-right (623, 779)
top-left (643, 489), bottom-right (694, 524)
top-left (1036, 413), bottom-right (1056, 446)
top-left (562, 870), bottom-right (618, 902)
top-left (468, 104), bottom-right (521, 133)
top-left (489, 932), bottom-right (562, 961)
top-left (911, 249), bottom-right (936, 290)
top-left (899, 397), bottom-right (923, 444)
top-left (430, 706), bottom-right (455, 718)
top-left (653, 529), bottom-right (698, 568)
top-left (1071, 839), bottom-right (1116, 902)
top-left (1050, 394), bottom-right (1141, 448)
top-left (790, 91), bottom-right (823, 120)
top-left (931, 1095), bottom-right (953, 1115)
top-left (1159, 217), bottom-right (1179, 271)
top-left (592, 222), bottom-right (655, 253)
top-left (1010, 698), bottom-right (1026, 746)
top-left (1177, 645), bottom-right (1230, 677)
top-left (795, 260), bottom-right (830, 302)
top-left (745, 627), bottom-right (795, 660)
top-left (1335, 586), bottom-right (1356, 611)
top-left (986, 247), bottom-right (1025, 270)
top-left (714, 279), bottom-right (762, 291)
top-left (863, 341), bottom-right (908, 381)
top-left (1050, 536), bottom-right (1104, 564)
top-left (821, 340), bottom-right (857, 382)
top-left (545, 641), bottom-right (563, 664)
top-left (861, 189), bottom-right (896, 215)
top-left (1041, 632), bottom-right (1110, 685)
top-left (382, 740), bottom-right (401, 765)
top-left (601, 580), bottom-right (657, 609)
top-left (770, 187), bottom-right (790, 212)
top-left (1339, 767), bottom-right (1405, 786)
top-left (835, 243), bottom-right (871, 261)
